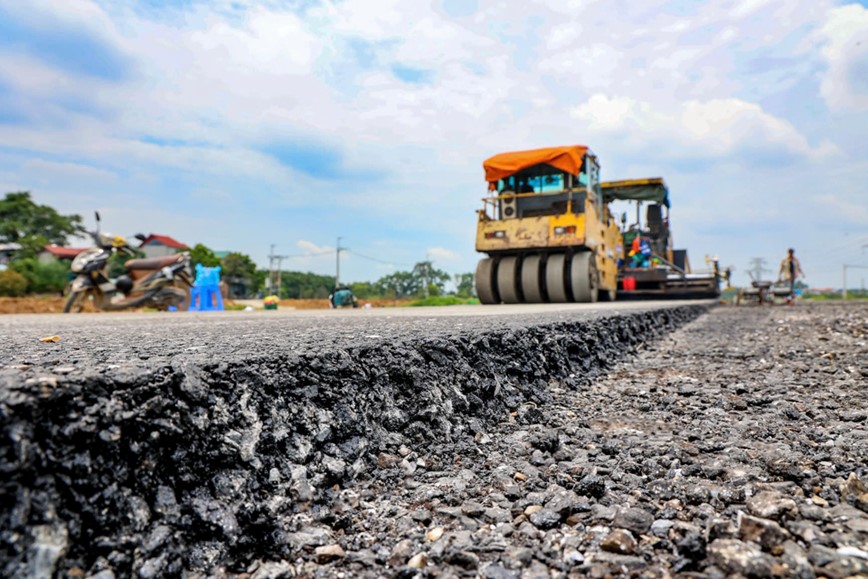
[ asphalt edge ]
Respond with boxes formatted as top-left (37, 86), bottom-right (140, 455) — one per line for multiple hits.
top-left (1, 303), bottom-right (711, 576)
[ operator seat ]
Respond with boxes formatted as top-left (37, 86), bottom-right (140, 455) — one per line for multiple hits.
top-left (646, 204), bottom-right (663, 238)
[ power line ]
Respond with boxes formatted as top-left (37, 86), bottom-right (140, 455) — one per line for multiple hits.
top-left (797, 235), bottom-right (868, 259)
top-left (282, 250), bottom-right (335, 258)
top-left (347, 249), bottom-right (413, 267)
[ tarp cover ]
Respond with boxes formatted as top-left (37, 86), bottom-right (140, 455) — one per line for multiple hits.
top-left (601, 178), bottom-right (671, 208)
top-left (483, 145), bottom-right (588, 182)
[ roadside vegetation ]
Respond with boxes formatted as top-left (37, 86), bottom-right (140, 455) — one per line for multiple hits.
top-left (0, 192), bottom-right (476, 304)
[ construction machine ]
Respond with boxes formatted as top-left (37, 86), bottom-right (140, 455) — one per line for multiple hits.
top-left (474, 145), bottom-right (621, 304)
top-left (602, 178), bottom-right (722, 299)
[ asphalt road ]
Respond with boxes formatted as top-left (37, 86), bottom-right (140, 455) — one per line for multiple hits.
top-left (1, 301), bottom-right (711, 374)
top-left (0, 299), bottom-right (714, 577)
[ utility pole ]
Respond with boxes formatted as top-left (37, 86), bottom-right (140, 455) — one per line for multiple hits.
top-left (267, 245), bottom-right (289, 298)
top-left (335, 237), bottom-right (345, 287)
top-left (748, 257), bottom-right (770, 282)
top-left (423, 253), bottom-right (431, 298)
top-left (842, 264), bottom-right (868, 300)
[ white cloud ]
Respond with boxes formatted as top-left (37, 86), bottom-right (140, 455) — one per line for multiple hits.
top-left (20, 159), bottom-right (118, 182)
top-left (296, 240), bottom-right (333, 255)
top-left (0, 0), bottom-right (865, 287)
top-left (816, 193), bottom-right (868, 225)
top-left (571, 94), bottom-right (839, 160)
top-left (819, 4), bottom-right (868, 112)
top-left (428, 247), bottom-right (460, 262)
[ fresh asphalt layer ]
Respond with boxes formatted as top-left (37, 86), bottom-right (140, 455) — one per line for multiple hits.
top-left (0, 301), bottom-right (713, 374)
top-left (1, 300), bottom-right (717, 577)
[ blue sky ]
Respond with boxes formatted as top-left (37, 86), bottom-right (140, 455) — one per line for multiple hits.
top-left (1, 0), bottom-right (867, 289)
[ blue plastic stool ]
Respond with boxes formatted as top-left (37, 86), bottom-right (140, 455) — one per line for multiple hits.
top-left (189, 264), bottom-right (224, 311)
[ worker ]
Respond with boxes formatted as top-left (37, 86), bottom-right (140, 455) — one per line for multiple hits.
top-left (329, 286), bottom-right (358, 308)
top-left (777, 248), bottom-right (804, 300)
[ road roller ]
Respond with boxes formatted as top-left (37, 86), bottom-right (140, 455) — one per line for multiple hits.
top-left (474, 145), bottom-right (621, 304)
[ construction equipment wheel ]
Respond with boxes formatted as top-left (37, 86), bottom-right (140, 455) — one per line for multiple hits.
top-left (520, 254), bottom-right (544, 303)
top-left (571, 252), bottom-right (599, 303)
top-left (475, 258), bottom-right (499, 304)
top-left (497, 256), bottom-right (521, 303)
top-left (598, 285), bottom-right (617, 302)
top-left (545, 254), bottom-right (569, 303)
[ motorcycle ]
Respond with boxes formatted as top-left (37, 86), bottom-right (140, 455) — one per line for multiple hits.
top-left (64, 214), bottom-right (194, 313)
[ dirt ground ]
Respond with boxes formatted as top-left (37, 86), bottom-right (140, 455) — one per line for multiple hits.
top-left (0, 296), bottom-right (67, 314)
top-left (0, 296), bottom-right (411, 314)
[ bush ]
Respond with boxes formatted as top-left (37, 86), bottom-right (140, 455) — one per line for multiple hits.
top-left (0, 269), bottom-right (28, 296)
top-left (10, 258), bottom-right (71, 294)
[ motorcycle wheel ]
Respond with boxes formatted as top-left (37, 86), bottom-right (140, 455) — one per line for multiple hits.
top-left (174, 283), bottom-right (192, 311)
top-left (64, 290), bottom-right (94, 313)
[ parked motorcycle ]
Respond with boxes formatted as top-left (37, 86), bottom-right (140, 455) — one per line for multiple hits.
top-left (64, 215), bottom-right (194, 313)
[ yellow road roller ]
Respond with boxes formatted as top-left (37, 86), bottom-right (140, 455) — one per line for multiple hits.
top-left (474, 145), bottom-right (621, 304)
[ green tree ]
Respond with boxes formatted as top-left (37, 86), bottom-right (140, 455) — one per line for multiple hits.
top-left (375, 270), bottom-right (416, 298)
top-left (411, 261), bottom-right (450, 297)
top-left (221, 252), bottom-right (258, 298)
top-left (0, 192), bottom-right (85, 258)
top-left (349, 281), bottom-right (377, 299)
top-left (278, 271), bottom-right (334, 299)
top-left (454, 272), bottom-right (475, 298)
top-left (189, 244), bottom-right (221, 271)
top-left (9, 258), bottom-right (70, 294)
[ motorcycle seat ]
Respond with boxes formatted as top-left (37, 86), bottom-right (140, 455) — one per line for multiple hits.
top-left (125, 255), bottom-right (184, 271)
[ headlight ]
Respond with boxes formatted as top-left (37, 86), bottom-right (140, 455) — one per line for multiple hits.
top-left (70, 248), bottom-right (103, 273)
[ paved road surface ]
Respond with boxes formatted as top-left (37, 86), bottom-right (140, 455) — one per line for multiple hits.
top-left (1, 301), bottom-right (710, 373)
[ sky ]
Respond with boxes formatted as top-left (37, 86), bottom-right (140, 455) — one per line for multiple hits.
top-left (0, 0), bottom-right (867, 289)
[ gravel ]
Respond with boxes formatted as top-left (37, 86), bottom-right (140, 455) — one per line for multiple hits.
top-left (2, 301), bottom-right (867, 578)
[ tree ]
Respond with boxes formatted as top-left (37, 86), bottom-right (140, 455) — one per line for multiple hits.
top-left (9, 258), bottom-right (70, 294)
top-left (0, 192), bottom-right (85, 258)
top-left (454, 272), bottom-right (475, 298)
top-left (221, 252), bottom-right (258, 298)
top-left (411, 261), bottom-right (450, 297)
top-left (375, 270), bottom-right (416, 298)
top-left (189, 244), bottom-right (221, 271)
top-left (278, 271), bottom-right (334, 299)
top-left (349, 281), bottom-right (377, 299)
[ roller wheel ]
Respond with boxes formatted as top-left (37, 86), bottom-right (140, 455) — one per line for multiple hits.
top-left (571, 252), bottom-right (599, 303)
top-left (599, 288), bottom-right (617, 302)
top-left (520, 254), bottom-right (544, 303)
top-left (545, 254), bottom-right (569, 303)
top-left (496, 256), bottom-right (521, 303)
top-left (475, 258), bottom-right (499, 304)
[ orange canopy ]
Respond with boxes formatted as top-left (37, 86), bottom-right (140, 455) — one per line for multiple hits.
top-left (483, 145), bottom-right (588, 182)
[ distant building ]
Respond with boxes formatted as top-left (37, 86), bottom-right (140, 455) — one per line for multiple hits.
top-left (138, 234), bottom-right (189, 259)
top-left (39, 245), bottom-right (89, 264)
top-left (0, 242), bottom-right (23, 270)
